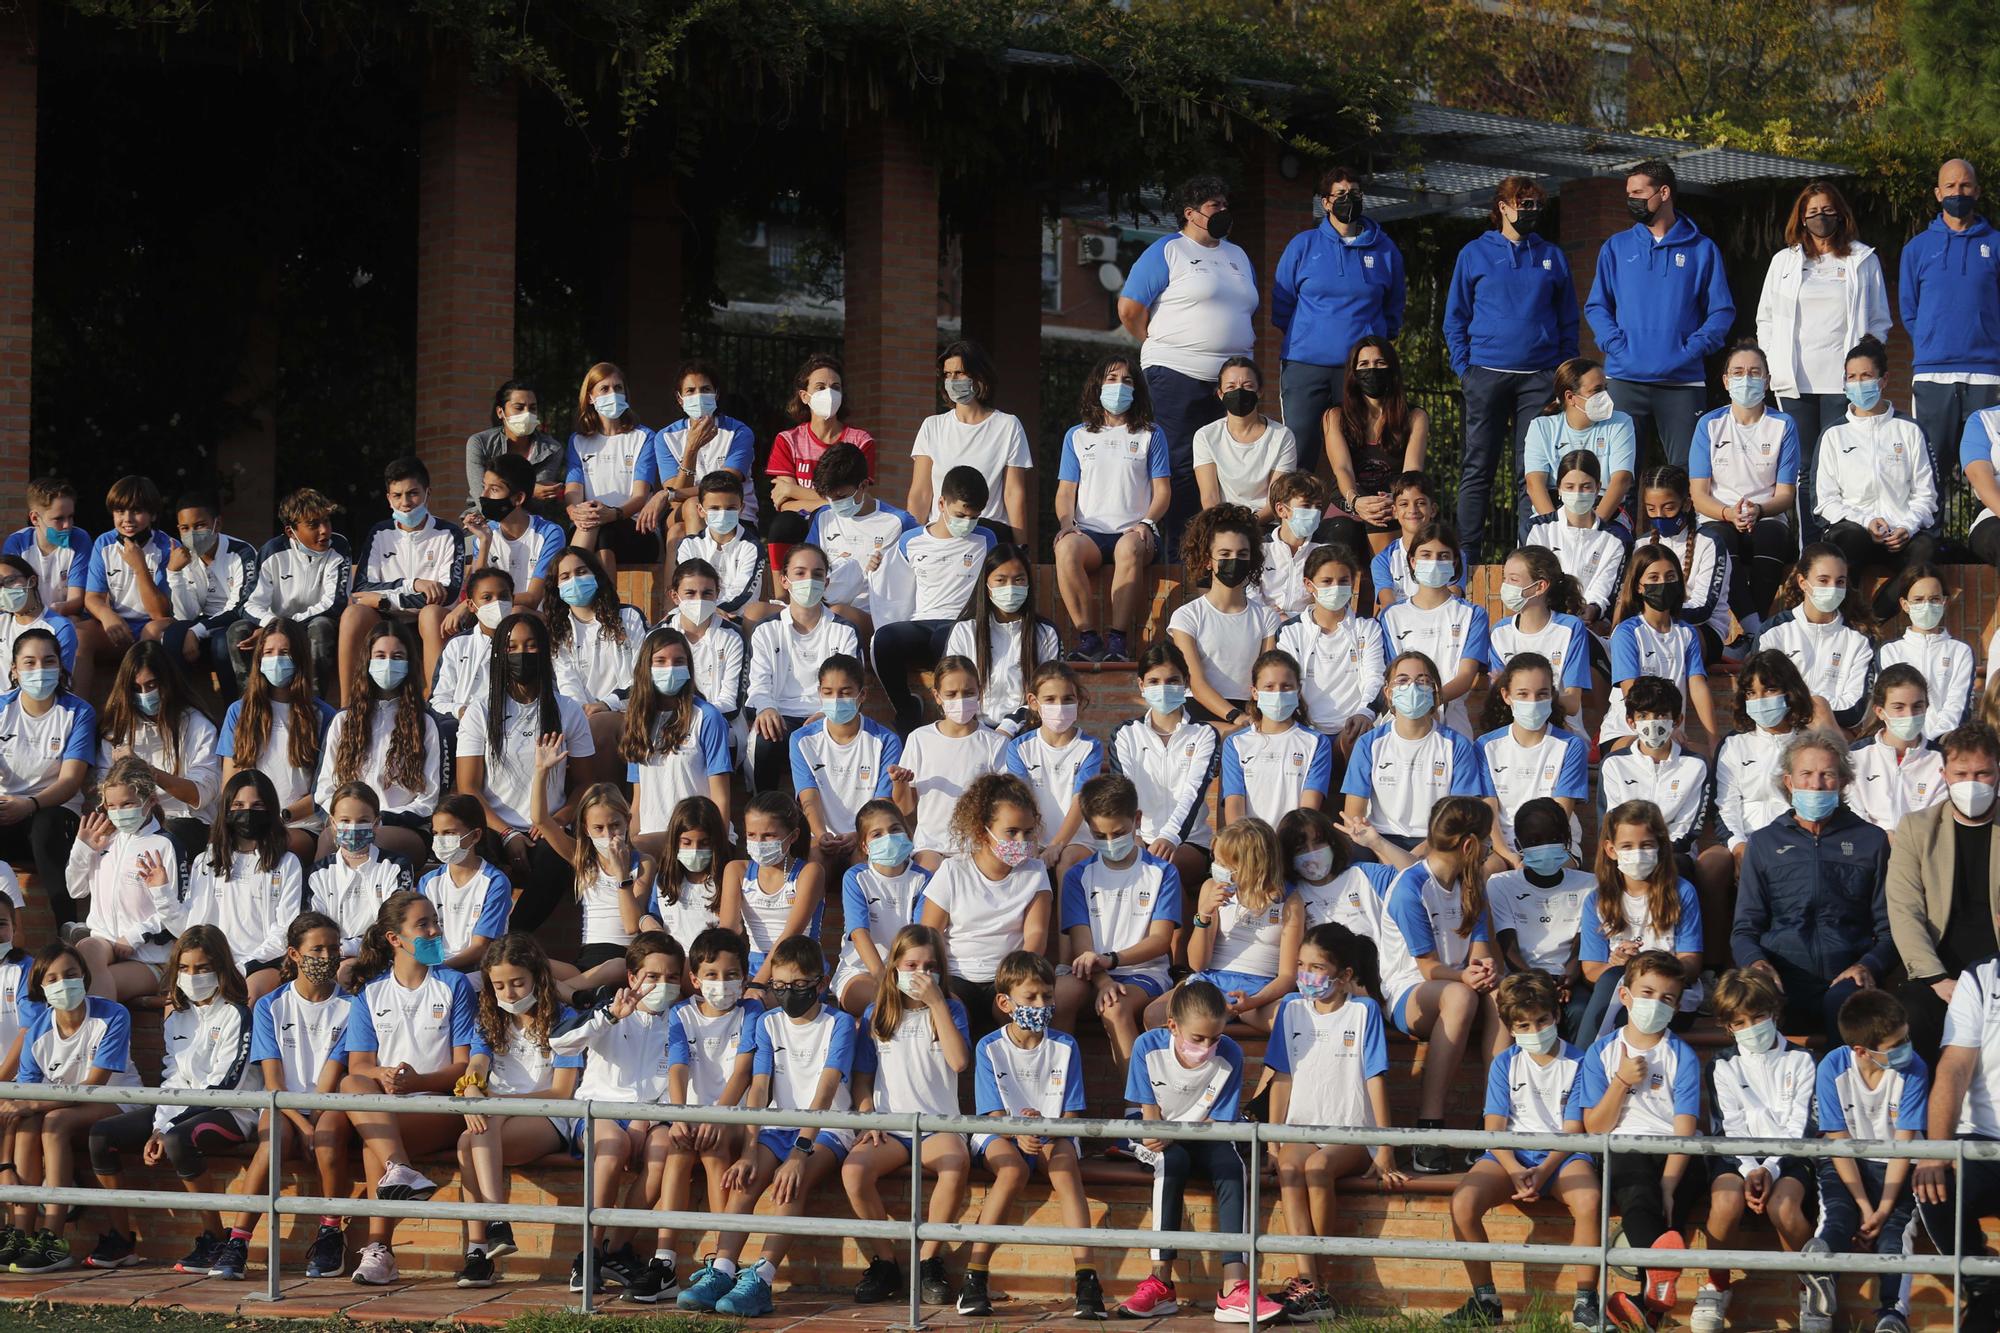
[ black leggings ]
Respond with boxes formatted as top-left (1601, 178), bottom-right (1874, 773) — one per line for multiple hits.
top-left (1721, 518), bottom-right (1796, 628)
top-left (90, 1106), bottom-right (246, 1179)
top-left (1605, 1150), bottom-right (1706, 1252)
top-left (1152, 1141), bottom-right (1247, 1265)
top-left (1823, 521), bottom-right (1939, 621)
top-left (873, 619), bottom-right (955, 731)
top-left (747, 714), bottom-right (809, 795)
top-left (475, 832), bottom-right (571, 934)
top-left (0, 804), bottom-right (82, 924)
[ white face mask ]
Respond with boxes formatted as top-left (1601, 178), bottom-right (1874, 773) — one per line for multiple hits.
top-left (1628, 996), bottom-right (1674, 1035)
top-left (940, 696), bottom-right (981, 725)
top-left (177, 971), bottom-right (220, 1003)
top-left (1581, 390), bottom-right (1615, 423)
top-left (808, 386), bottom-right (842, 419)
top-left (497, 990), bottom-right (538, 1015)
top-left (1909, 601), bottom-right (1946, 631)
top-left (1615, 847), bottom-right (1659, 880)
top-left (475, 599), bottom-right (513, 631)
top-left (1560, 489), bottom-right (1598, 516)
top-left (1513, 1023), bottom-right (1558, 1055)
top-left (1806, 584), bottom-right (1846, 614)
top-left (1732, 1017), bottom-right (1779, 1055)
top-left (1313, 583), bottom-right (1352, 612)
top-left (432, 833), bottom-right (470, 866)
top-left (701, 978), bottom-right (745, 1011)
top-left (639, 981), bottom-right (680, 1014)
top-left (504, 410), bottom-right (539, 437)
top-left (747, 838), bottom-right (788, 867)
top-left (1040, 701), bottom-right (1077, 730)
top-left (43, 977), bottom-right (85, 1012)
top-left (1292, 847), bottom-right (1334, 882)
top-left (1499, 581), bottom-right (1533, 612)
top-left (1634, 719), bottom-right (1674, 750)
top-left (1951, 780), bottom-right (1998, 819)
top-left (895, 969), bottom-right (932, 998)
top-left (1885, 713), bottom-right (1926, 743)
top-left (679, 597), bottom-right (717, 626)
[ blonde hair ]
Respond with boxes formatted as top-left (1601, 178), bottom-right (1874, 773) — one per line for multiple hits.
top-left (1213, 817), bottom-right (1281, 914)
top-left (868, 924), bottom-right (951, 1044)
top-left (569, 783), bottom-right (636, 899)
top-left (1426, 796), bottom-right (1492, 939)
top-left (576, 361), bottom-right (633, 436)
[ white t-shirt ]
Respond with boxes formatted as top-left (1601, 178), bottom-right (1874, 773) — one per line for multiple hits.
top-left (922, 854), bottom-right (1049, 983)
top-left (1124, 234), bottom-right (1260, 381)
top-left (1168, 596), bottom-right (1281, 704)
top-left (1058, 852), bottom-right (1181, 993)
top-left (668, 998), bottom-right (759, 1107)
top-left (911, 412), bottom-right (1032, 523)
top-left (943, 617), bottom-right (1063, 729)
top-left (1191, 418), bottom-right (1299, 512)
top-left (1942, 959), bottom-right (2000, 1135)
top-left (752, 1006), bottom-right (856, 1121)
top-left (629, 700), bottom-right (733, 836)
top-left (900, 724), bottom-right (1008, 854)
top-left (250, 982), bottom-right (350, 1095)
top-left (456, 694), bottom-right (596, 830)
top-left (1488, 867), bottom-right (1593, 976)
top-left (855, 997), bottom-right (970, 1118)
top-left (1265, 992), bottom-right (1388, 1129)
top-left (1794, 255), bottom-right (1854, 393)
top-left (566, 429), bottom-right (650, 507)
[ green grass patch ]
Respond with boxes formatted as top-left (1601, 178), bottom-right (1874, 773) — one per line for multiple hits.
top-left (12, 1306), bottom-right (740, 1333)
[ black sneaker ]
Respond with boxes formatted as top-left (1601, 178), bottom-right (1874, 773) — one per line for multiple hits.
top-left (83, 1228), bottom-right (139, 1269)
top-left (0, 1228), bottom-right (26, 1269)
top-left (1411, 1142), bottom-right (1452, 1175)
top-left (304, 1224), bottom-right (345, 1278)
top-left (483, 1222), bottom-right (517, 1261)
top-left (1572, 1289), bottom-right (1604, 1332)
top-left (569, 1249), bottom-right (607, 1294)
top-left (208, 1235), bottom-right (249, 1281)
top-left (854, 1256), bottom-right (903, 1303)
top-left (175, 1231), bottom-right (220, 1274)
top-left (623, 1256), bottom-right (679, 1303)
top-left (921, 1257), bottom-right (953, 1306)
top-left (601, 1242), bottom-right (640, 1288)
top-left (1443, 1291), bottom-right (1504, 1327)
top-left (1103, 632), bottom-right (1130, 664)
top-left (456, 1250), bottom-right (495, 1289)
top-left (10, 1229), bottom-right (72, 1273)
top-left (958, 1269), bottom-right (994, 1316)
top-left (1067, 632), bottom-right (1107, 664)
top-left (1075, 1268), bottom-right (1108, 1319)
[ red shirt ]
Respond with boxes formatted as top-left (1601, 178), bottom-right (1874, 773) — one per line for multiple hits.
top-left (767, 423), bottom-right (876, 488)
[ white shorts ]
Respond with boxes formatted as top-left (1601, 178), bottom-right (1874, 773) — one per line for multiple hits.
top-left (832, 957), bottom-right (873, 1005)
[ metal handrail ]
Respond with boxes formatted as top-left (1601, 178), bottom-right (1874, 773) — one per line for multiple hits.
top-left (0, 1081), bottom-right (1986, 1330)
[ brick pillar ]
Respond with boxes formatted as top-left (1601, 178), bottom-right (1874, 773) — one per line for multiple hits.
top-left (625, 174), bottom-right (685, 418)
top-left (414, 62), bottom-right (518, 498)
top-left (0, 11), bottom-right (34, 512)
top-left (844, 113), bottom-right (939, 509)
top-left (959, 191), bottom-right (1043, 481)
top-left (1559, 176), bottom-right (1626, 361)
top-left (1230, 138), bottom-right (1304, 403)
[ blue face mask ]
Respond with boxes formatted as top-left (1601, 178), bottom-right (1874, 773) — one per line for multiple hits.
top-left (1726, 376), bottom-right (1766, 408)
top-left (1142, 682), bottom-right (1186, 715)
top-left (1845, 378), bottom-right (1883, 411)
top-left (1285, 508), bottom-right (1321, 542)
top-left (368, 658), bottom-right (410, 691)
top-left (1877, 1042), bottom-right (1915, 1071)
top-left (823, 696), bottom-right (861, 726)
top-left (135, 689), bottom-right (161, 717)
top-left (394, 505), bottom-right (430, 530)
top-left (1519, 844), bottom-right (1570, 876)
top-left (1651, 512), bottom-right (1686, 536)
top-left (17, 667), bottom-right (58, 701)
top-left (650, 664), bottom-right (690, 695)
top-left (1011, 1002), bottom-right (1052, 1034)
top-left (705, 508), bottom-right (740, 536)
top-left (1390, 682), bottom-right (1435, 719)
top-left (1099, 381), bottom-right (1135, 415)
top-left (559, 574), bottom-right (599, 607)
top-left (989, 584), bottom-right (1029, 614)
top-left (1746, 694), bottom-right (1790, 729)
top-left (1096, 831), bottom-right (1136, 861)
top-left (334, 822), bottom-right (376, 853)
top-left (1256, 689), bottom-right (1298, 721)
top-left (260, 655), bottom-right (296, 688)
top-left (827, 495), bottom-right (861, 520)
top-left (1792, 787), bottom-right (1840, 821)
top-left (410, 934), bottom-right (446, 967)
top-left (1511, 698), bottom-right (1552, 731)
top-left (41, 526), bottom-right (69, 549)
top-left (867, 831), bottom-right (915, 868)
top-left (106, 807), bottom-right (149, 835)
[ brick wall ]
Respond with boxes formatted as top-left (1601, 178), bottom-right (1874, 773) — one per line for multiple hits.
top-left (413, 61), bottom-right (518, 497)
top-left (844, 114), bottom-right (938, 509)
top-left (0, 9), bottom-right (34, 514)
top-left (1560, 176), bottom-right (1626, 362)
top-left (1230, 140), bottom-right (1307, 399)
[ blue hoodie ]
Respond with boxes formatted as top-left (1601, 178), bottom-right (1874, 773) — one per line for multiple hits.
top-left (1442, 229), bottom-right (1579, 376)
top-left (1271, 217), bottom-right (1405, 366)
top-left (1583, 216), bottom-right (1735, 385)
top-left (1898, 215), bottom-right (2000, 375)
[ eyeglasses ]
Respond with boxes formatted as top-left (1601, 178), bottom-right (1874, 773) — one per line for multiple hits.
top-left (766, 980), bottom-right (823, 996)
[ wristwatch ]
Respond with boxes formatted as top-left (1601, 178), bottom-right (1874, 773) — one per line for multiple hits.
top-left (1105, 951), bottom-right (1121, 972)
top-left (791, 1134), bottom-right (816, 1157)
top-left (1191, 914), bottom-right (1213, 929)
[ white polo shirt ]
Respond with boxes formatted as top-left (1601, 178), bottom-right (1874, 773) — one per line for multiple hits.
top-left (1488, 866), bottom-right (1593, 976)
top-left (1341, 721), bottom-right (1487, 840)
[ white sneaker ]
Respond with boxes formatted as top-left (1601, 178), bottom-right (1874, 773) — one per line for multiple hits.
top-left (351, 1241), bottom-right (398, 1286)
top-left (375, 1162), bottom-right (437, 1201)
top-left (1798, 1288), bottom-right (1832, 1333)
top-left (1690, 1284), bottom-right (1732, 1333)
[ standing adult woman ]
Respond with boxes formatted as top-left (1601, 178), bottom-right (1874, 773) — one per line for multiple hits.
top-left (908, 341), bottom-right (1033, 544)
top-left (464, 379), bottom-right (567, 521)
top-left (1320, 337), bottom-right (1430, 556)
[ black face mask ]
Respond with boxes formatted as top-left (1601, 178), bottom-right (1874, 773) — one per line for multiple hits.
top-left (1354, 368), bottom-right (1392, 399)
top-left (226, 808), bottom-right (274, 840)
top-left (508, 651), bottom-right (544, 684)
top-left (1626, 196), bottom-right (1660, 225)
top-left (1512, 205), bottom-right (1542, 233)
top-left (1803, 214), bottom-right (1839, 239)
top-left (780, 985), bottom-right (820, 1019)
top-left (1220, 387), bottom-right (1259, 417)
top-left (1330, 194), bottom-right (1363, 225)
top-left (1212, 557), bottom-right (1253, 589)
top-left (478, 496), bottom-right (517, 522)
top-left (1202, 208), bottom-right (1234, 241)
top-left (1639, 582), bottom-right (1686, 613)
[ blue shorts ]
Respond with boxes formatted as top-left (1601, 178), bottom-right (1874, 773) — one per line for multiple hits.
top-left (564, 1116), bottom-right (631, 1153)
top-left (1479, 1149), bottom-right (1594, 1174)
top-left (755, 1127), bottom-right (851, 1165)
top-left (1390, 985), bottom-right (1420, 1035)
top-left (972, 1131), bottom-right (1078, 1167)
top-left (1116, 972), bottom-right (1168, 999)
top-left (1186, 969), bottom-right (1273, 1002)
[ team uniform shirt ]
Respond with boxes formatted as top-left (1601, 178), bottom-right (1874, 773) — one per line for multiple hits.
top-left (1125, 1027), bottom-right (1244, 1125)
top-left (305, 849), bottom-right (416, 958)
top-left (674, 532), bottom-right (765, 613)
top-left (1688, 405), bottom-right (1801, 510)
top-left (1815, 409), bottom-right (1937, 535)
top-left (1478, 725), bottom-right (1590, 849)
top-left (550, 1004), bottom-right (677, 1105)
top-left (1058, 423), bottom-right (1171, 534)
top-left (922, 854), bottom-right (1049, 983)
top-left (342, 966), bottom-right (477, 1074)
top-left (648, 877), bottom-right (722, 960)
top-left (1277, 613), bottom-right (1386, 733)
top-left (1882, 629), bottom-right (1976, 740)
top-left (1525, 513), bottom-right (1630, 623)
top-left (1253, 536), bottom-right (1322, 618)
top-left (739, 859), bottom-right (820, 966)
top-left (911, 411), bottom-right (1033, 524)
top-left (1715, 728), bottom-right (1794, 848)
top-left (166, 534), bottom-right (258, 630)
top-left (900, 724), bottom-right (1009, 855)
top-left (241, 536), bottom-right (351, 627)
top-left (791, 717), bottom-right (900, 834)
top-left (553, 606), bottom-right (649, 710)
top-left (767, 423), bottom-right (877, 494)
top-left (752, 1006), bottom-right (858, 1150)
top-left (1379, 596), bottom-right (1492, 736)
top-left (1341, 721), bottom-right (1488, 840)
top-left (1489, 612), bottom-right (1593, 695)
top-left (807, 502), bottom-right (918, 615)
top-left (456, 693), bottom-right (594, 830)
top-left (1369, 537), bottom-right (1422, 609)
top-left (667, 997), bottom-right (762, 1107)
top-left (1004, 728), bottom-right (1107, 844)
top-left (1578, 880), bottom-right (1706, 1013)
top-left (1710, 1044), bottom-right (1817, 1178)
top-left (1602, 616), bottom-right (1706, 743)
top-left (218, 698), bottom-right (336, 829)
top-left (1379, 863), bottom-right (1491, 1010)
top-left (1202, 885), bottom-right (1292, 980)
top-left (0, 610), bottom-right (77, 675)
top-left (1599, 744), bottom-right (1710, 847)
top-left (1121, 233), bottom-right (1259, 381)
top-left (0, 950), bottom-right (32, 1066)
top-left (640, 416), bottom-right (760, 527)
top-left (1756, 610), bottom-right (1876, 725)
top-left (156, 999), bottom-right (263, 1135)
top-left (66, 818), bottom-right (182, 964)
top-left (1848, 737), bottom-right (1947, 834)
top-left (834, 862), bottom-right (932, 994)
top-left (744, 611), bottom-right (862, 719)
top-left (250, 981), bottom-right (351, 1094)
top-left (676, 617), bottom-right (748, 717)
top-left (1191, 418), bottom-right (1300, 513)
top-left (1816, 1045), bottom-right (1930, 1164)
top-left (473, 1006), bottom-right (587, 1095)
top-left (184, 849), bottom-right (304, 967)
top-left (430, 632), bottom-right (495, 721)
top-left (1, 526), bottom-right (87, 596)
top-left (629, 699), bottom-right (733, 835)
top-left (1523, 412), bottom-right (1639, 498)
top-left (477, 515), bottom-right (565, 594)
top-left (1643, 522), bottom-right (1734, 643)
top-left (1486, 1042), bottom-right (1586, 1151)
top-left (417, 860), bottom-right (513, 957)
top-left (972, 1026), bottom-right (1085, 1154)
top-left (1969, 408), bottom-right (2000, 537)
top-left (1220, 723), bottom-right (1334, 828)
top-left (17, 996), bottom-right (140, 1089)
top-left (873, 526), bottom-right (995, 626)
top-left (1265, 991), bottom-right (1389, 1129)
top-left (1167, 597), bottom-right (1281, 704)
top-left (81, 529), bottom-right (174, 626)
top-left (1059, 852), bottom-right (1182, 993)
top-left (1293, 862), bottom-right (1396, 936)
top-left (577, 858), bottom-right (644, 950)
top-left (313, 706), bottom-right (443, 818)
top-left (95, 711), bottom-right (221, 822)
top-left (564, 428), bottom-right (652, 508)
top-left (1488, 867), bottom-right (1594, 976)
top-left (943, 616), bottom-right (1064, 730)
top-left (352, 516), bottom-right (467, 612)
top-left (0, 688), bottom-right (96, 810)
top-left (1567, 1027), bottom-right (1702, 1138)
top-left (1109, 712), bottom-right (1217, 850)
top-left (855, 997), bottom-right (971, 1117)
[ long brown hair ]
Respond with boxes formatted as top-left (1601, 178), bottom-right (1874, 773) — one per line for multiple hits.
top-left (1076, 354), bottom-right (1155, 433)
top-left (1594, 800), bottom-right (1680, 941)
top-left (232, 618), bottom-right (323, 777)
top-left (1425, 797), bottom-right (1491, 940)
top-left (352, 889), bottom-right (431, 988)
top-left (656, 795), bottom-right (729, 912)
top-left (956, 544), bottom-right (1050, 707)
top-left (546, 545), bottom-right (630, 653)
top-left (1782, 179), bottom-right (1858, 257)
top-left (868, 924), bottom-right (952, 1044)
top-left (101, 640), bottom-right (203, 770)
top-left (160, 923), bottom-right (250, 1013)
top-left (1771, 542), bottom-right (1876, 637)
top-left (474, 932), bottom-right (563, 1059)
top-left (1336, 336), bottom-right (1413, 454)
top-left (277, 911), bottom-right (341, 985)
top-left (1613, 543), bottom-right (1683, 624)
top-left (334, 621), bottom-right (429, 795)
top-left (622, 625), bottom-right (696, 764)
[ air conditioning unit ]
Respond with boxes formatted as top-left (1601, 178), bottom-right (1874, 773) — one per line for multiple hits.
top-left (1077, 234), bottom-right (1116, 265)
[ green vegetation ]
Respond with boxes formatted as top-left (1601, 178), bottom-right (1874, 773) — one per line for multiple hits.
top-left (12, 1304), bottom-right (742, 1333)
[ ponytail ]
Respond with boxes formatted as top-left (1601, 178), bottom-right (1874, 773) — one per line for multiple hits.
top-left (352, 889), bottom-right (428, 987)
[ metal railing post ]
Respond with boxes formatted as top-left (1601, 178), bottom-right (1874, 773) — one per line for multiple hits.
top-left (1956, 1137), bottom-right (1968, 1330)
top-left (1598, 1134), bottom-right (1612, 1315)
top-left (904, 1112), bottom-right (924, 1332)
top-left (579, 1099), bottom-right (596, 1316)
top-left (1246, 1120), bottom-right (1262, 1333)
top-left (264, 1088), bottom-right (283, 1303)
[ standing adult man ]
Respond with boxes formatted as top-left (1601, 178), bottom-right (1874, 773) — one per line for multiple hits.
top-left (1901, 159), bottom-right (2000, 489)
top-left (1584, 161), bottom-right (1736, 469)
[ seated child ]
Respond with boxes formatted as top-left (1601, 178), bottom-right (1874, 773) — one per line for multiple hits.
top-left (1055, 773), bottom-right (1180, 1066)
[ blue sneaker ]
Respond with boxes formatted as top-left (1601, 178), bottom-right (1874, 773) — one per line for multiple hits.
top-left (677, 1262), bottom-right (738, 1311)
top-left (716, 1267), bottom-right (775, 1317)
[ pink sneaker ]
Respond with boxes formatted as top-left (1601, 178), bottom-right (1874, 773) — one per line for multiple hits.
top-left (1213, 1280), bottom-right (1284, 1324)
top-left (1119, 1275), bottom-right (1180, 1318)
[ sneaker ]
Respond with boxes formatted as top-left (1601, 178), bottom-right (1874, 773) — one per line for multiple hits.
top-left (715, 1266), bottom-right (775, 1317)
top-left (1800, 1237), bottom-right (1836, 1325)
top-left (569, 1249), bottom-right (607, 1295)
top-left (1068, 632), bottom-right (1107, 664)
top-left (601, 1242), bottom-right (640, 1288)
top-left (1798, 1293), bottom-right (1832, 1333)
top-left (1643, 1230), bottom-right (1685, 1313)
top-left (1411, 1142), bottom-right (1451, 1175)
top-left (304, 1224), bottom-right (345, 1278)
top-left (83, 1228), bottom-right (138, 1269)
top-left (350, 1241), bottom-right (397, 1286)
top-left (854, 1256), bottom-right (903, 1304)
top-left (1873, 1310), bottom-right (1911, 1333)
top-left (1443, 1291), bottom-right (1504, 1327)
top-left (1572, 1290), bottom-right (1603, 1333)
top-left (1121, 1274), bottom-right (1180, 1319)
top-left (678, 1261), bottom-right (739, 1311)
top-left (1282, 1278), bottom-right (1337, 1323)
top-left (10, 1230), bottom-right (73, 1273)
top-left (0, 1228), bottom-right (25, 1269)
top-left (1104, 632), bottom-right (1130, 664)
top-left (456, 1250), bottom-right (495, 1289)
top-left (1214, 1280), bottom-right (1285, 1325)
top-left (374, 1162), bottom-right (437, 1202)
top-left (57, 922), bottom-right (90, 945)
top-left (921, 1257), bottom-right (953, 1306)
top-left (208, 1235), bottom-right (249, 1282)
top-left (1075, 1269), bottom-right (1108, 1319)
top-left (173, 1231), bottom-right (219, 1275)
top-left (1690, 1284), bottom-right (1732, 1333)
top-left (624, 1256), bottom-right (680, 1303)
top-left (957, 1269), bottom-right (995, 1316)
top-left (483, 1222), bottom-right (518, 1261)
top-left (1606, 1293), bottom-right (1659, 1332)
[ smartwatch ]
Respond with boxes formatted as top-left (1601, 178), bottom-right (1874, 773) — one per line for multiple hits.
top-left (1105, 951), bottom-right (1121, 972)
top-left (1223, 707), bottom-right (1244, 726)
top-left (791, 1134), bottom-right (816, 1157)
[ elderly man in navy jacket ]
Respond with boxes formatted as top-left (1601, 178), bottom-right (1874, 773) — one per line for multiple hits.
top-left (1732, 728), bottom-right (1894, 1036)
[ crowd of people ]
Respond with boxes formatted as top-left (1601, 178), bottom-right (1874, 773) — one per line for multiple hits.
top-left (0, 152), bottom-right (1997, 1333)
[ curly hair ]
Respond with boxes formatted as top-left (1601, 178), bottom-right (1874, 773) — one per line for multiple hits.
top-left (474, 932), bottom-right (564, 1063)
top-left (546, 546), bottom-right (630, 654)
top-left (948, 772), bottom-right (1041, 856)
top-left (1181, 503), bottom-right (1262, 589)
